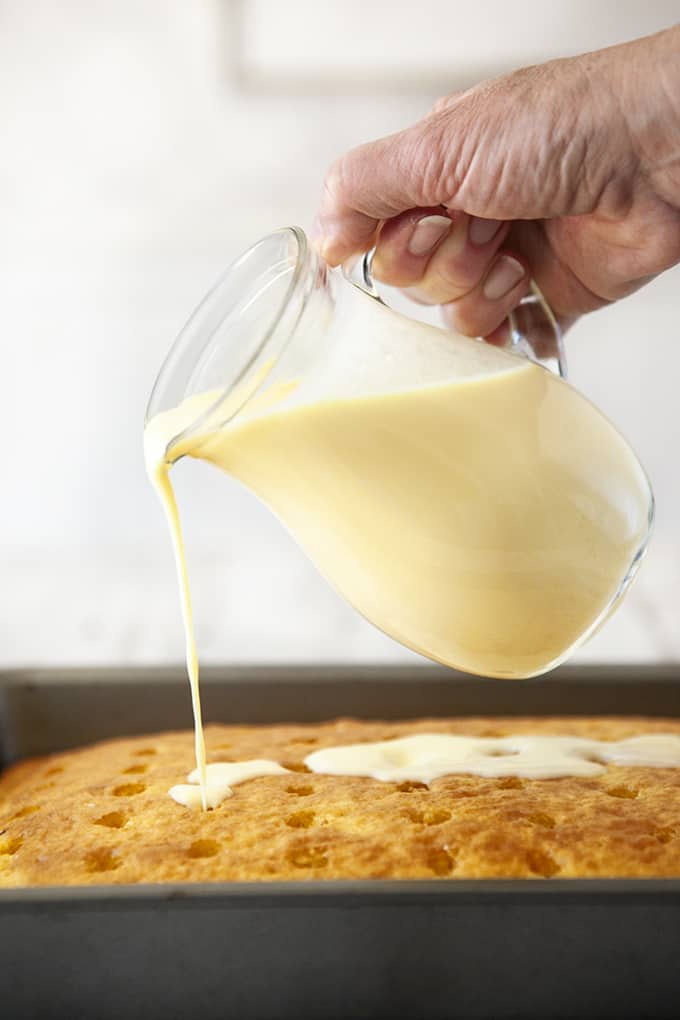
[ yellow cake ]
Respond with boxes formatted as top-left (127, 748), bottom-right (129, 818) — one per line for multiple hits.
top-left (1, 716), bottom-right (679, 886)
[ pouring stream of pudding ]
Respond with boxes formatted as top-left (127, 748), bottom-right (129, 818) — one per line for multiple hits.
top-left (146, 440), bottom-right (207, 810)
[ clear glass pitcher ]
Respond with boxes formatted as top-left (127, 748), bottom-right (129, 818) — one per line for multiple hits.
top-left (146, 227), bottom-right (654, 679)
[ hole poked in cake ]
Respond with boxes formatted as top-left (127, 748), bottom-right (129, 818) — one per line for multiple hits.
top-left (44, 765), bottom-right (64, 777)
top-left (122, 764), bottom-right (148, 775)
top-left (187, 839), bottom-right (220, 859)
top-left (286, 846), bottom-right (328, 869)
top-left (85, 848), bottom-right (121, 873)
top-left (485, 749), bottom-right (519, 758)
top-left (281, 761), bottom-right (311, 774)
top-left (396, 781), bottom-right (428, 793)
top-left (655, 826), bottom-right (675, 844)
top-left (0, 836), bottom-right (23, 856)
top-left (426, 847), bottom-right (455, 876)
top-left (285, 810), bottom-right (316, 829)
top-left (292, 737), bottom-right (319, 746)
top-left (527, 812), bottom-right (556, 829)
top-left (451, 782), bottom-right (481, 799)
top-left (94, 811), bottom-right (127, 830)
top-left (286, 784), bottom-right (314, 797)
top-left (424, 809), bottom-right (451, 826)
top-left (112, 782), bottom-right (146, 797)
top-left (497, 777), bottom-right (524, 790)
top-left (407, 808), bottom-right (451, 826)
top-left (526, 848), bottom-right (561, 877)
top-left (132, 748), bottom-right (157, 757)
top-left (607, 785), bottom-right (639, 799)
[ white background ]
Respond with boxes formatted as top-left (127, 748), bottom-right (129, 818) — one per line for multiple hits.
top-left (1, 1), bottom-right (678, 667)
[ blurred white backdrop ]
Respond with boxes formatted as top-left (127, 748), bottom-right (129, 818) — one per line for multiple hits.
top-left (1, 1), bottom-right (678, 666)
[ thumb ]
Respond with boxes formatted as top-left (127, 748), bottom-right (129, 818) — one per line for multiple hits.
top-left (313, 116), bottom-right (456, 266)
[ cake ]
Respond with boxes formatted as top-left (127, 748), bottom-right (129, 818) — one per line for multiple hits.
top-left (1, 715), bottom-right (679, 886)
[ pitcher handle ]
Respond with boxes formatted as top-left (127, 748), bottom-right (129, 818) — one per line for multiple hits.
top-left (344, 248), bottom-right (567, 379)
top-left (508, 280), bottom-right (566, 378)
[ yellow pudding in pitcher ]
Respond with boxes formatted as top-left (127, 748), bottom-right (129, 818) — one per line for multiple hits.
top-left (192, 361), bottom-right (648, 677)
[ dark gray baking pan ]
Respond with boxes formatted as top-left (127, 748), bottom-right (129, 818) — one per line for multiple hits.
top-left (1, 663), bottom-right (679, 1020)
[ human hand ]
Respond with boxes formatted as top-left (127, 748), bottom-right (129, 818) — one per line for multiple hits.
top-left (313, 27), bottom-right (680, 339)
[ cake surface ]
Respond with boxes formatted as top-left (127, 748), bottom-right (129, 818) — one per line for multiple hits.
top-left (1, 715), bottom-right (679, 886)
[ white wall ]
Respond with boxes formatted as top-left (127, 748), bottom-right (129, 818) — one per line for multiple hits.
top-left (1, 1), bottom-right (678, 667)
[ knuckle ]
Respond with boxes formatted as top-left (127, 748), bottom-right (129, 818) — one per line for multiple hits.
top-left (430, 93), bottom-right (450, 115)
top-left (404, 116), bottom-right (461, 207)
top-left (427, 258), bottom-right (478, 300)
top-left (372, 255), bottom-right (422, 288)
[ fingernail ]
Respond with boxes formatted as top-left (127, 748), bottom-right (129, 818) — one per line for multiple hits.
top-left (408, 215), bottom-right (451, 256)
top-left (483, 255), bottom-right (525, 300)
top-left (469, 217), bottom-right (503, 246)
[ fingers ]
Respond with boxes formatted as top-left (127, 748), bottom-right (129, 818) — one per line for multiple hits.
top-left (371, 208), bottom-right (529, 337)
top-left (383, 213), bottom-right (508, 305)
top-left (440, 253), bottom-right (530, 337)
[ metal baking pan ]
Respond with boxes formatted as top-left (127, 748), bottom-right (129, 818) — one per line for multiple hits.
top-left (1, 663), bottom-right (679, 1020)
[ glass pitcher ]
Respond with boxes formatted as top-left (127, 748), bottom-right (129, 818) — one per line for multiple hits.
top-left (146, 227), bottom-right (654, 679)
